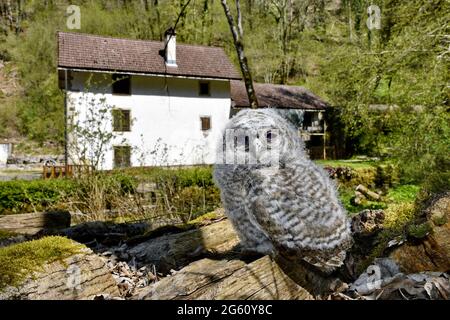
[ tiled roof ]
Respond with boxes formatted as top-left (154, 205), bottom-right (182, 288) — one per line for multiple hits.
top-left (57, 32), bottom-right (241, 80)
top-left (231, 80), bottom-right (330, 110)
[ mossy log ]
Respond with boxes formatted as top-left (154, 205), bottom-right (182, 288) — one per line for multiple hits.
top-left (135, 256), bottom-right (313, 300)
top-left (0, 247), bottom-right (120, 300)
top-left (0, 210), bottom-right (71, 235)
top-left (389, 192), bottom-right (450, 273)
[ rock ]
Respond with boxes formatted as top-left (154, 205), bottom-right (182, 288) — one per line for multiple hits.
top-left (135, 256), bottom-right (314, 300)
top-left (351, 209), bottom-right (385, 237)
top-left (0, 247), bottom-right (120, 300)
top-left (0, 210), bottom-right (71, 235)
top-left (389, 192), bottom-right (450, 273)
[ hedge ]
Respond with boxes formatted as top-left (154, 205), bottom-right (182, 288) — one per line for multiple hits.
top-left (0, 179), bottom-right (76, 215)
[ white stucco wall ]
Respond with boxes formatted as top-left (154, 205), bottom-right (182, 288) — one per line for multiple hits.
top-left (66, 72), bottom-right (231, 170)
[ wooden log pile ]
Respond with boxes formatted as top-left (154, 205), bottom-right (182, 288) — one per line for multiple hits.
top-left (134, 256), bottom-right (313, 300)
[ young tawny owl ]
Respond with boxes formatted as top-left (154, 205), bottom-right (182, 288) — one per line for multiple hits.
top-left (213, 108), bottom-right (353, 273)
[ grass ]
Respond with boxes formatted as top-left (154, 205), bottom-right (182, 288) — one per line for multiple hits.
top-left (386, 184), bottom-right (421, 203)
top-left (338, 183), bottom-right (420, 215)
top-left (0, 236), bottom-right (84, 291)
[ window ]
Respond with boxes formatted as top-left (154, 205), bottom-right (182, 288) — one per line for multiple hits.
top-left (201, 116), bottom-right (211, 131)
top-left (114, 146), bottom-right (131, 168)
top-left (199, 81), bottom-right (210, 96)
top-left (112, 109), bottom-right (131, 132)
top-left (112, 74), bottom-right (131, 95)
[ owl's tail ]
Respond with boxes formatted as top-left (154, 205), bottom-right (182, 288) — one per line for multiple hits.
top-left (302, 249), bottom-right (347, 274)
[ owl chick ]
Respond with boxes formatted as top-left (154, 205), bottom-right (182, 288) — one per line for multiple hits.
top-left (213, 108), bottom-right (353, 273)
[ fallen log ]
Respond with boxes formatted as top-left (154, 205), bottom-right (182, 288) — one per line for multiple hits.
top-left (0, 247), bottom-right (120, 300)
top-left (356, 184), bottom-right (381, 201)
top-left (128, 219), bottom-right (241, 274)
top-left (0, 210), bottom-right (71, 235)
top-left (135, 256), bottom-right (313, 300)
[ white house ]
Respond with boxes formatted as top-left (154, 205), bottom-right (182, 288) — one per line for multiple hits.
top-left (57, 30), bottom-right (241, 170)
top-left (58, 30), bottom-right (333, 170)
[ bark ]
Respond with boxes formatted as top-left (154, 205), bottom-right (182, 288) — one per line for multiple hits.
top-left (135, 256), bottom-right (314, 300)
top-left (221, 0), bottom-right (259, 109)
top-left (128, 219), bottom-right (241, 274)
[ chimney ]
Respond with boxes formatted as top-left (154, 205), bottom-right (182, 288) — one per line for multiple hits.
top-left (164, 28), bottom-right (177, 66)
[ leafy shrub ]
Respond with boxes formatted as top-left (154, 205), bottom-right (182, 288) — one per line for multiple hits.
top-left (126, 166), bottom-right (215, 188)
top-left (0, 179), bottom-right (76, 215)
top-left (375, 164), bottom-right (400, 188)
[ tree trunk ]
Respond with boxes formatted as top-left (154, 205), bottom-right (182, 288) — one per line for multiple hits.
top-left (221, 0), bottom-right (259, 109)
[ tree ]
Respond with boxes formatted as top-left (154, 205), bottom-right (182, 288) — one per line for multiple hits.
top-left (221, 0), bottom-right (259, 108)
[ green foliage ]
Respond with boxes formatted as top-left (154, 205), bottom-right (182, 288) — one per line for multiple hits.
top-left (387, 185), bottom-right (420, 203)
top-left (389, 106), bottom-right (450, 184)
top-left (0, 236), bottom-right (84, 291)
top-left (407, 222), bottom-right (433, 239)
top-left (123, 166), bottom-right (215, 188)
top-left (0, 179), bottom-right (76, 215)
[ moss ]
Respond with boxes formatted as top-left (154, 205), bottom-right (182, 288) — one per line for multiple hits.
top-left (383, 202), bottom-right (417, 230)
top-left (0, 230), bottom-right (17, 240)
top-left (431, 213), bottom-right (448, 226)
top-left (0, 236), bottom-right (84, 291)
top-left (188, 211), bottom-right (220, 225)
top-left (364, 202), bottom-right (418, 267)
top-left (387, 185), bottom-right (420, 203)
top-left (407, 222), bottom-right (433, 239)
